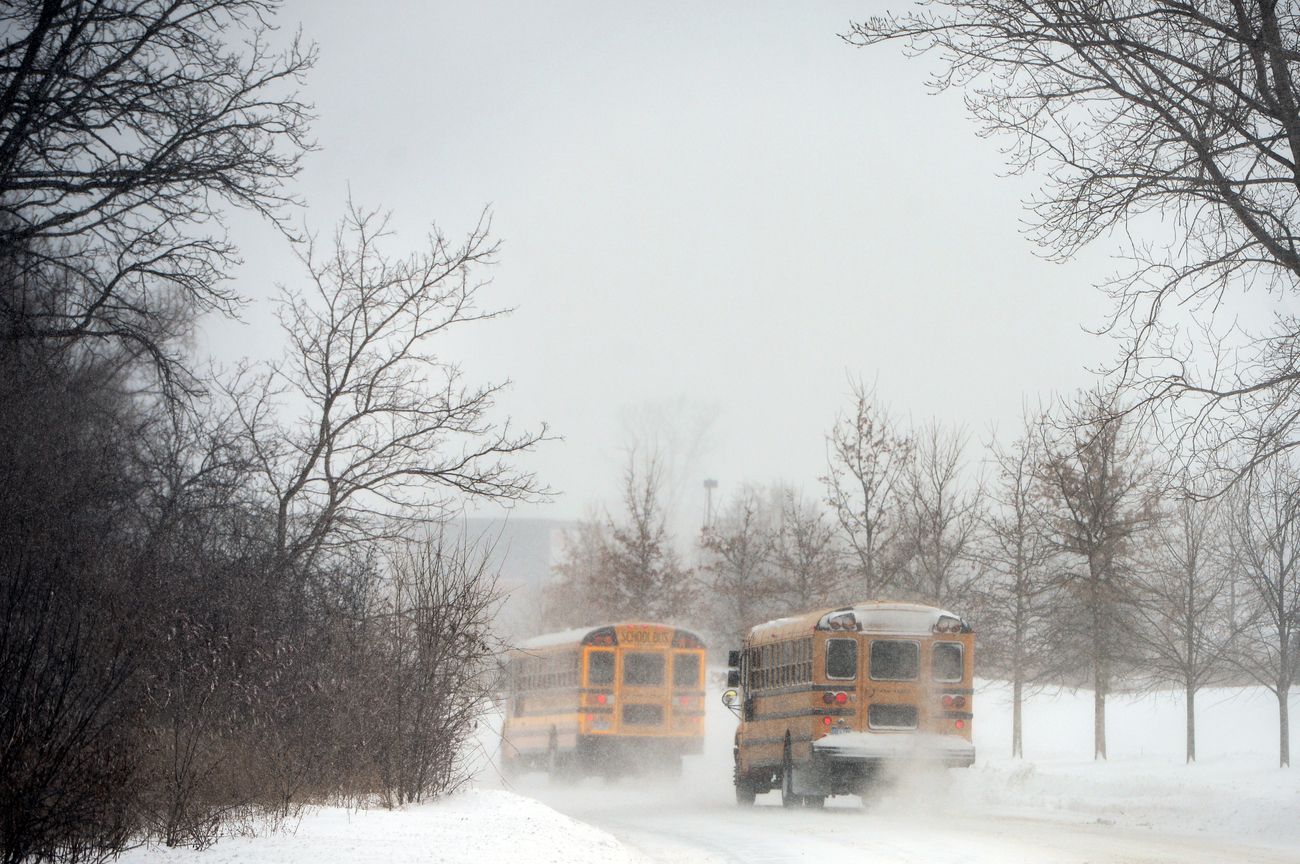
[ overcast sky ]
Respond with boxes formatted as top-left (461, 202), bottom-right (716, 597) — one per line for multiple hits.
top-left (207, 1), bottom-right (1123, 529)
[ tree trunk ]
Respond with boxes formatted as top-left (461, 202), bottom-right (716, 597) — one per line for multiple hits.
top-left (1185, 682), bottom-right (1196, 764)
top-left (1280, 686), bottom-right (1291, 769)
top-left (1093, 685), bottom-right (1106, 760)
top-left (1092, 609), bottom-right (1107, 760)
top-left (1012, 674), bottom-right (1023, 759)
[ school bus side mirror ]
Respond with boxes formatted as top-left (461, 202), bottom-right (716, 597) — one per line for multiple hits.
top-left (722, 689), bottom-right (738, 707)
top-left (727, 650), bottom-right (741, 668)
top-left (726, 669), bottom-right (741, 687)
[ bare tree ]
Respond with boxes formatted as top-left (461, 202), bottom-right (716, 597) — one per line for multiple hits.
top-left (899, 421), bottom-right (983, 608)
top-left (1037, 392), bottom-right (1161, 760)
top-left (0, 0), bottom-right (314, 388)
top-left (977, 409), bottom-right (1060, 758)
top-left (845, 3), bottom-right (1300, 482)
top-left (600, 452), bottom-right (696, 622)
top-left (1224, 458), bottom-right (1300, 767)
top-left (822, 380), bottom-right (912, 598)
top-left (700, 487), bottom-right (781, 649)
top-left (543, 516), bottom-right (613, 631)
top-left (769, 488), bottom-right (843, 614)
top-left (228, 202), bottom-right (547, 572)
top-left (1131, 493), bottom-right (1235, 763)
top-left (545, 451), bottom-right (695, 626)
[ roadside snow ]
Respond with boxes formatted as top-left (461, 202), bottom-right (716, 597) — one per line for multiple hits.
top-left (118, 789), bottom-right (645, 864)
top-left (952, 680), bottom-right (1300, 846)
top-left (123, 677), bottom-right (1299, 864)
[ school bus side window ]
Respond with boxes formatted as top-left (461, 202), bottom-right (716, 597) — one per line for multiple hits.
top-left (588, 650), bottom-right (614, 685)
top-left (826, 638), bottom-right (857, 679)
top-left (933, 642), bottom-right (963, 682)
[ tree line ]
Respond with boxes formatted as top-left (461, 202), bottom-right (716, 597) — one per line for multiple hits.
top-left (0, 3), bottom-right (540, 862)
top-left (833, 0), bottom-right (1300, 771)
top-left (543, 381), bottom-right (1297, 769)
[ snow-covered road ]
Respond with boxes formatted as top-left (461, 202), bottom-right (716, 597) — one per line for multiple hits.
top-left (491, 680), bottom-right (1300, 864)
top-left (509, 774), bottom-right (1297, 864)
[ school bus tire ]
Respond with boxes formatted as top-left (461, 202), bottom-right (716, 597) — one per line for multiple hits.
top-left (546, 730), bottom-right (572, 783)
top-left (733, 749), bottom-right (757, 805)
top-left (780, 736), bottom-right (801, 809)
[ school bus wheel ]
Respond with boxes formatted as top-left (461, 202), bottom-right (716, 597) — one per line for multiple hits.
top-left (780, 735), bottom-right (800, 808)
top-left (733, 746), bottom-right (757, 806)
top-left (545, 729), bottom-right (570, 783)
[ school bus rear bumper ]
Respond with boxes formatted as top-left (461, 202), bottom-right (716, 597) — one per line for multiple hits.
top-left (810, 731), bottom-right (976, 768)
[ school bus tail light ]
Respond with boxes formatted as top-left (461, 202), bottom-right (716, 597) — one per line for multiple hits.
top-left (834, 692), bottom-right (848, 705)
top-left (823, 690), bottom-right (848, 704)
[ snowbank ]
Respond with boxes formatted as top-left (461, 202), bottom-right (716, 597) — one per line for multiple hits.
top-left (953, 680), bottom-right (1300, 845)
top-left (118, 789), bottom-right (645, 864)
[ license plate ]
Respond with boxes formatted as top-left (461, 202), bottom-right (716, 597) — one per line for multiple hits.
top-left (829, 726), bottom-right (852, 735)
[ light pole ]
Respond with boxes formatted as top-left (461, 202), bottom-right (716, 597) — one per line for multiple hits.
top-left (703, 478), bottom-right (718, 528)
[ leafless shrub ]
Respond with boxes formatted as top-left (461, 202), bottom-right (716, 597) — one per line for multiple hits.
top-left (372, 532), bottom-right (504, 804)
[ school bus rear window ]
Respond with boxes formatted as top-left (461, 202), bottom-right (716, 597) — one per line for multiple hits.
top-left (623, 652), bottom-right (664, 686)
top-left (826, 638), bottom-right (857, 679)
top-left (869, 703), bottom-right (918, 729)
top-left (933, 642), bottom-right (963, 682)
top-left (623, 704), bottom-right (663, 725)
top-left (870, 640), bottom-right (919, 680)
top-left (673, 653), bottom-right (700, 687)
top-left (588, 650), bottom-right (614, 685)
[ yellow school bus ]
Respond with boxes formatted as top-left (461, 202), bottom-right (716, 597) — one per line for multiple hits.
top-left (501, 622), bottom-right (706, 778)
top-left (726, 601), bottom-right (975, 807)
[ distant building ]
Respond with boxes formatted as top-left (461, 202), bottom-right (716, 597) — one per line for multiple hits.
top-left (461, 516), bottom-right (574, 638)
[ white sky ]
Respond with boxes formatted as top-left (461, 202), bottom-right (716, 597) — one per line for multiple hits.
top-left (207, 0), bottom-right (1124, 528)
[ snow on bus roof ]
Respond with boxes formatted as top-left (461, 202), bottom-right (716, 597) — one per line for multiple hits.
top-left (747, 601), bottom-right (965, 641)
top-left (848, 602), bottom-right (963, 633)
top-left (514, 622), bottom-right (703, 651)
top-left (515, 627), bottom-right (596, 651)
